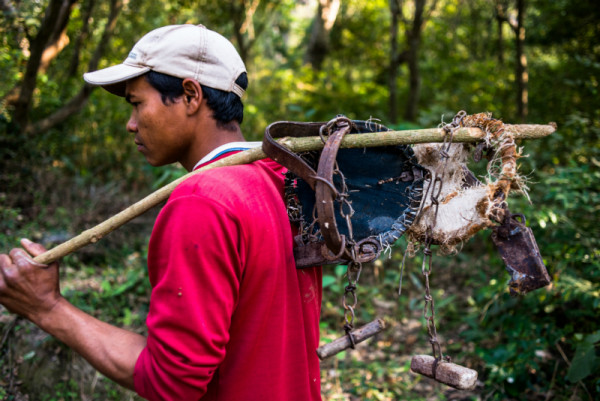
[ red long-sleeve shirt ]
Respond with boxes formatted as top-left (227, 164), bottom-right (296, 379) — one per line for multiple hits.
top-left (133, 158), bottom-right (322, 400)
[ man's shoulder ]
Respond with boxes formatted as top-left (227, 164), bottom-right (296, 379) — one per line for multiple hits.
top-left (172, 159), bottom-right (284, 203)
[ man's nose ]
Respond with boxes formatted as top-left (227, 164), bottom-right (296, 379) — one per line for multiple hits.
top-left (126, 115), bottom-right (137, 133)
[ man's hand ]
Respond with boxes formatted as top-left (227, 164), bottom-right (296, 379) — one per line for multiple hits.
top-left (0, 238), bottom-right (146, 391)
top-left (0, 239), bottom-right (62, 325)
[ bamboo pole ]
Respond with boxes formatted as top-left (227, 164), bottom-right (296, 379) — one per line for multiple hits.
top-left (32, 123), bottom-right (555, 265)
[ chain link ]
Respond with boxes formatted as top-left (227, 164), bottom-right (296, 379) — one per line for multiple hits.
top-left (319, 117), bottom-right (369, 347)
top-left (419, 110), bottom-right (466, 362)
top-left (343, 260), bottom-right (362, 347)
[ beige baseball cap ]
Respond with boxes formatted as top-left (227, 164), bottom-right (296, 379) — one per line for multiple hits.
top-left (83, 24), bottom-right (246, 98)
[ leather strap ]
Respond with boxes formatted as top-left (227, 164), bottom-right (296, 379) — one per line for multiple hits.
top-left (263, 117), bottom-right (386, 267)
top-left (263, 121), bottom-right (324, 190)
top-left (315, 118), bottom-right (354, 259)
top-left (293, 240), bottom-right (346, 268)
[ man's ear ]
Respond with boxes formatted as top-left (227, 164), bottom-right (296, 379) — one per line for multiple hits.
top-left (181, 79), bottom-right (203, 114)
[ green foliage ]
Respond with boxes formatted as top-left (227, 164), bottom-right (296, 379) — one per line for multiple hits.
top-left (567, 331), bottom-right (600, 384)
top-left (63, 251), bottom-right (151, 328)
top-left (41, 379), bottom-right (79, 401)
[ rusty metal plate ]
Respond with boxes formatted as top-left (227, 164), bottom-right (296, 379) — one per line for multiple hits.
top-left (492, 214), bottom-right (551, 295)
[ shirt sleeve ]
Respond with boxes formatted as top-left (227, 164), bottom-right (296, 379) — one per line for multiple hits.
top-left (133, 194), bottom-right (243, 401)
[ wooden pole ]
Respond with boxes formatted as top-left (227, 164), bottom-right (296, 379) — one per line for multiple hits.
top-left (33, 147), bottom-right (265, 265)
top-left (32, 123), bottom-right (555, 265)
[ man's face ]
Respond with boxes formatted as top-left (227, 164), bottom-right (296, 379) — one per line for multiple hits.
top-left (125, 76), bottom-right (193, 167)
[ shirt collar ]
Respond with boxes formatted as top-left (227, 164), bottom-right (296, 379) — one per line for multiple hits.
top-left (193, 141), bottom-right (262, 171)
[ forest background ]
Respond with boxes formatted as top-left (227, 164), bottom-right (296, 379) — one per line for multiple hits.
top-left (0, 0), bottom-right (598, 400)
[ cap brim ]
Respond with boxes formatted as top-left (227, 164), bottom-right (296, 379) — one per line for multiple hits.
top-left (83, 64), bottom-right (151, 97)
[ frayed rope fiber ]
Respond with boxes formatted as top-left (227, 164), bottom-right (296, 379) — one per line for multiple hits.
top-left (407, 112), bottom-right (529, 254)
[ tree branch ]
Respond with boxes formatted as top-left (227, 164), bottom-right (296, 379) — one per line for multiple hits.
top-left (304, 0), bottom-right (340, 69)
top-left (424, 0), bottom-right (439, 21)
top-left (39, 29), bottom-right (71, 73)
top-left (3, 0), bottom-right (76, 108)
top-left (67, 0), bottom-right (96, 77)
top-left (245, 1), bottom-right (282, 57)
top-left (86, 0), bottom-right (122, 72)
top-left (25, 0), bottom-right (123, 136)
top-left (239, 0), bottom-right (260, 39)
top-left (395, 0), bottom-right (408, 26)
top-left (11, 0), bottom-right (67, 129)
top-left (25, 85), bottom-right (94, 135)
top-left (395, 49), bottom-right (409, 65)
top-left (495, 0), bottom-right (518, 33)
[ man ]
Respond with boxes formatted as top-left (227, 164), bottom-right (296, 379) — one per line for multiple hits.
top-left (0, 24), bottom-right (323, 401)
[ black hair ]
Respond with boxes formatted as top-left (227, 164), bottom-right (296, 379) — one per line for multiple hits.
top-left (144, 70), bottom-right (247, 130)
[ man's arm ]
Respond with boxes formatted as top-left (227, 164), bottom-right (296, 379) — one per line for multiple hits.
top-left (0, 239), bottom-right (145, 390)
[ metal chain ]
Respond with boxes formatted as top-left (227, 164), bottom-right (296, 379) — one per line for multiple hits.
top-left (336, 165), bottom-right (356, 246)
top-left (284, 172), bottom-right (303, 225)
top-left (321, 117), bottom-right (358, 253)
top-left (320, 117), bottom-right (367, 347)
top-left (342, 260), bottom-right (362, 348)
top-left (420, 110), bottom-right (467, 361)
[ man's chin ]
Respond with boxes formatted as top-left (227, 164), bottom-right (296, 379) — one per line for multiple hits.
top-left (145, 158), bottom-right (175, 168)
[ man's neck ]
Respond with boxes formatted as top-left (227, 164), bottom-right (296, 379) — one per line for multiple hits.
top-left (182, 120), bottom-right (245, 171)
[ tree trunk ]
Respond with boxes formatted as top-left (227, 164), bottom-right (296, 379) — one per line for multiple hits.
top-left (229, 0), bottom-right (280, 67)
top-left (12, 0), bottom-right (75, 130)
top-left (39, 30), bottom-right (71, 73)
top-left (403, 0), bottom-right (425, 122)
top-left (26, 0), bottom-right (123, 136)
top-left (389, 0), bottom-right (401, 124)
top-left (67, 0), bottom-right (96, 77)
top-left (496, 0), bottom-right (528, 122)
top-left (231, 1), bottom-right (251, 63)
top-left (388, 0), bottom-right (433, 123)
top-left (304, 0), bottom-right (340, 70)
top-left (495, 0), bottom-right (506, 65)
top-left (3, 0), bottom-right (76, 110)
top-left (515, 0), bottom-right (528, 122)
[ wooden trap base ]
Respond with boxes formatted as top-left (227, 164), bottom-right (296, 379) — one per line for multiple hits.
top-left (410, 354), bottom-right (477, 390)
top-left (316, 319), bottom-right (386, 360)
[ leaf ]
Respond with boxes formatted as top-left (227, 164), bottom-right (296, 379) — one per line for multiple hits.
top-left (334, 264), bottom-right (346, 277)
top-left (583, 331), bottom-right (600, 345)
top-left (322, 275), bottom-right (337, 288)
top-left (100, 280), bottom-right (111, 293)
top-left (566, 342), bottom-right (597, 382)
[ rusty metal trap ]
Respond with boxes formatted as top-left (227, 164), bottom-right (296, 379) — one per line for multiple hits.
top-left (262, 112), bottom-right (553, 390)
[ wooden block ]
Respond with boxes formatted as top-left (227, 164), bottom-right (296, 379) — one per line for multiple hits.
top-left (410, 354), bottom-right (477, 390)
top-left (316, 319), bottom-right (386, 360)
